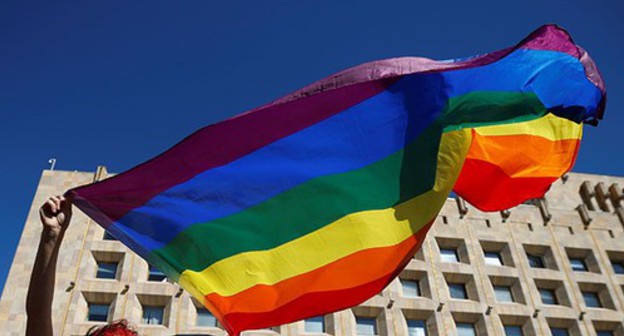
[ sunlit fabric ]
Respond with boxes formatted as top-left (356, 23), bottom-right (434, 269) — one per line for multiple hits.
top-left (68, 25), bottom-right (605, 335)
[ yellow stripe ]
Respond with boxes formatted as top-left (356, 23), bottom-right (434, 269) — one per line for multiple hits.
top-left (179, 129), bottom-right (472, 298)
top-left (473, 113), bottom-right (582, 140)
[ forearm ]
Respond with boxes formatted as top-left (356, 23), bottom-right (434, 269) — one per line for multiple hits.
top-left (26, 228), bottom-right (64, 336)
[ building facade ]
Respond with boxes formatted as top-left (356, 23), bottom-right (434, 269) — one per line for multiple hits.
top-left (0, 167), bottom-right (623, 336)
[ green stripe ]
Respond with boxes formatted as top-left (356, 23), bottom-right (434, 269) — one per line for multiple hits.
top-left (152, 91), bottom-right (548, 278)
top-left (154, 124), bottom-right (443, 277)
top-left (442, 91), bottom-right (546, 132)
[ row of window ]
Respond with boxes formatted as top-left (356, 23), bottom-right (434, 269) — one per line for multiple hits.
top-left (307, 315), bottom-right (487, 336)
top-left (95, 260), bottom-right (167, 282)
top-left (347, 314), bottom-right (619, 336)
top-left (436, 241), bottom-right (624, 276)
top-left (102, 231), bottom-right (624, 279)
top-left (86, 292), bottom-right (621, 335)
top-left (398, 276), bottom-right (615, 309)
top-left (87, 300), bottom-right (217, 327)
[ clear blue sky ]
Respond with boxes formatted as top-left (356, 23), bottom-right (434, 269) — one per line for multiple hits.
top-left (1, 1), bottom-right (622, 292)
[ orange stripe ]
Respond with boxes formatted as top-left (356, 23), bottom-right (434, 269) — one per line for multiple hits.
top-left (204, 221), bottom-right (432, 316)
top-left (467, 132), bottom-right (579, 178)
top-left (221, 241), bottom-right (421, 335)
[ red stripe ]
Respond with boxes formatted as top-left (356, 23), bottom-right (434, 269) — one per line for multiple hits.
top-left (219, 233), bottom-right (424, 336)
top-left (454, 158), bottom-right (560, 211)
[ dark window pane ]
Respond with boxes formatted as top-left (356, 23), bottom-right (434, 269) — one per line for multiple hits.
top-left (449, 283), bottom-right (468, 299)
top-left (550, 327), bottom-right (569, 336)
top-left (582, 291), bottom-right (601, 308)
top-left (148, 265), bottom-right (167, 282)
top-left (484, 252), bottom-right (504, 266)
top-left (504, 325), bottom-right (523, 336)
top-left (596, 331), bottom-right (613, 336)
top-left (440, 249), bottom-right (459, 263)
top-left (611, 261), bottom-right (624, 274)
top-left (305, 316), bottom-right (325, 333)
top-left (356, 317), bottom-right (377, 335)
top-left (527, 254), bottom-right (544, 268)
top-left (456, 323), bottom-right (476, 336)
top-left (142, 306), bottom-right (164, 325)
top-left (539, 288), bottom-right (558, 305)
top-left (494, 285), bottom-right (514, 303)
top-left (407, 319), bottom-right (427, 336)
top-left (96, 262), bottom-right (118, 280)
top-left (196, 308), bottom-right (217, 327)
top-left (401, 280), bottom-right (420, 298)
top-left (88, 303), bottom-right (109, 322)
top-left (569, 258), bottom-right (588, 272)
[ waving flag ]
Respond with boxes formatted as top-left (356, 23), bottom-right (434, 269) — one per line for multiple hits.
top-left (67, 25), bottom-right (605, 335)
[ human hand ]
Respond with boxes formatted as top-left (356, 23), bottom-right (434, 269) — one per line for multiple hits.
top-left (39, 195), bottom-right (72, 236)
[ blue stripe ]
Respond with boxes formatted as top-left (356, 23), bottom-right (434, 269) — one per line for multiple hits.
top-left (445, 49), bottom-right (601, 121)
top-left (111, 72), bottom-right (447, 252)
top-left (110, 49), bottom-right (601, 253)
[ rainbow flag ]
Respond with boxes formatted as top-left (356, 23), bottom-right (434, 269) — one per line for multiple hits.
top-left (68, 25), bottom-right (605, 335)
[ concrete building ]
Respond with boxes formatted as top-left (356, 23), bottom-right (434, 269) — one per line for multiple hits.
top-left (0, 167), bottom-right (623, 336)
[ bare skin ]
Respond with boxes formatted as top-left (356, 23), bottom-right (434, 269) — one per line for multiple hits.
top-left (26, 195), bottom-right (72, 336)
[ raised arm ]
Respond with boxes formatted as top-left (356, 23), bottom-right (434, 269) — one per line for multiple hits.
top-left (26, 195), bottom-right (72, 336)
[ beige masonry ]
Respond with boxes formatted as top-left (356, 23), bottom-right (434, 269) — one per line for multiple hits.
top-left (0, 167), bottom-right (623, 336)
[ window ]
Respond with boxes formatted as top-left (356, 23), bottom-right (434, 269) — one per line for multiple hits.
top-left (356, 317), bottom-right (377, 335)
top-left (142, 306), bottom-right (164, 325)
top-left (550, 327), bottom-right (569, 336)
top-left (96, 262), bottom-right (118, 280)
top-left (448, 283), bottom-right (468, 299)
top-left (504, 325), bottom-right (523, 336)
top-left (305, 316), bottom-right (325, 333)
top-left (87, 303), bottom-right (109, 322)
top-left (406, 319), bottom-right (427, 336)
top-left (569, 258), bottom-right (588, 272)
top-left (456, 322), bottom-right (476, 336)
top-left (401, 280), bottom-right (421, 298)
top-left (196, 308), bottom-right (217, 327)
top-left (527, 254), bottom-right (545, 268)
top-left (611, 260), bottom-right (624, 274)
top-left (494, 285), bottom-right (514, 303)
top-left (103, 231), bottom-right (117, 240)
top-left (148, 265), bottom-right (167, 282)
top-left (566, 248), bottom-right (599, 273)
top-left (484, 252), bottom-right (504, 266)
top-left (539, 288), bottom-right (558, 305)
top-left (440, 249), bottom-right (459, 263)
top-left (596, 331), bottom-right (614, 336)
top-left (582, 291), bottom-right (602, 308)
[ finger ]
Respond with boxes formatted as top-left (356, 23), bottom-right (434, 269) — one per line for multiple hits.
top-left (61, 198), bottom-right (73, 216)
top-left (44, 199), bottom-right (57, 214)
top-left (51, 197), bottom-right (62, 213)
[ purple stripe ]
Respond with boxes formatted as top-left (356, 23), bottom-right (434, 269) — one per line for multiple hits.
top-left (578, 46), bottom-right (607, 121)
top-left (68, 24), bottom-right (590, 223)
top-left (69, 77), bottom-right (398, 222)
top-left (518, 25), bottom-right (580, 57)
top-left (517, 25), bottom-right (606, 122)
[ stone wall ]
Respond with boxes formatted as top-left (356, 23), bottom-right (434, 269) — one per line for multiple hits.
top-left (0, 169), bottom-right (622, 335)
